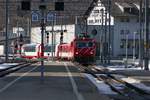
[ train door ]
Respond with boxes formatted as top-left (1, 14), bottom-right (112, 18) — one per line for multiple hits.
top-left (37, 44), bottom-right (41, 58)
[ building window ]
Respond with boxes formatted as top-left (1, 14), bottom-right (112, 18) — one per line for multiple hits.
top-left (126, 18), bottom-right (130, 22)
top-left (120, 30), bottom-right (124, 34)
top-left (88, 20), bottom-right (94, 24)
top-left (99, 19), bottom-right (102, 23)
top-left (47, 13), bottom-right (55, 22)
top-left (120, 18), bottom-right (124, 22)
top-left (137, 18), bottom-right (144, 22)
top-left (0, 32), bottom-right (5, 36)
top-left (95, 19), bottom-right (99, 23)
top-left (120, 40), bottom-right (126, 48)
top-left (93, 10), bottom-right (99, 14)
top-left (120, 39), bottom-right (132, 49)
top-left (137, 18), bottom-right (139, 22)
top-left (120, 17), bottom-right (130, 22)
top-left (125, 30), bottom-right (130, 34)
top-left (120, 30), bottom-right (130, 34)
top-left (32, 12), bottom-right (39, 21)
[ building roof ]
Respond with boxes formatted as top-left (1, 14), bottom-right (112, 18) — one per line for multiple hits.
top-left (101, 0), bottom-right (147, 17)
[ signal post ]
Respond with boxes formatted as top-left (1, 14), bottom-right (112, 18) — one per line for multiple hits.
top-left (39, 4), bottom-right (46, 81)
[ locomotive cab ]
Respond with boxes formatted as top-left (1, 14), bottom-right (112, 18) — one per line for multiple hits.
top-left (73, 38), bottom-right (96, 63)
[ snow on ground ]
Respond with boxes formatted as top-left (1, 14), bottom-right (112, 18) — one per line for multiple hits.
top-left (105, 65), bottom-right (142, 71)
top-left (0, 63), bottom-right (19, 70)
top-left (121, 77), bottom-right (150, 92)
top-left (0, 65), bottom-right (10, 69)
top-left (1, 63), bottom-right (19, 66)
top-left (96, 59), bottom-right (150, 71)
top-left (84, 74), bottom-right (117, 95)
top-left (95, 61), bottom-right (150, 93)
top-left (95, 63), bottom-right (143, 71)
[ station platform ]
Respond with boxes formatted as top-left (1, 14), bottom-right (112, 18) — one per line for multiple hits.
top-left (0, 61), bottom-right (111, 100)
top-left (96, 61), bottom-right (150, 93)
top-left (112, 70), bottom-right (150, 91)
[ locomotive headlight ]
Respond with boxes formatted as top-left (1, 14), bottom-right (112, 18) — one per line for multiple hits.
top-left (90, 51), bottom-right (93, 54)
top-left (75, 52), bottom-right (79, 54)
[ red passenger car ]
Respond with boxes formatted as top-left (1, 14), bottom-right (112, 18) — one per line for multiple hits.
top-left (57, 36), bottom-right (96, 63)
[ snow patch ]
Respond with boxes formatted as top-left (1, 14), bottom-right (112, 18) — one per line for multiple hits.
top-left (84, 74), bottom-right (117, 95)
top-left (0, 63), bottom-right (19, 70)
top-left (121, 77), bottom-right (150, 92)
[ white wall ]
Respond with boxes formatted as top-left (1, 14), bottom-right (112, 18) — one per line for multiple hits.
top-left (31, 24), bottom-right (75, 44)
top-left (0, 45), bottom-right (4, 55)
top-left (113, 17), bottom-right (143, 57)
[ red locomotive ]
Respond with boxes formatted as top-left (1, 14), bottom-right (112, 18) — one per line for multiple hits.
top-left (57, 35), bottom-right (96, 63)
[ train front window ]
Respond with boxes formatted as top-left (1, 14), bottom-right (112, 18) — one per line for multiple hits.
top-left (88, 42), bottom-right (93, 47)
top-left (76, 41), bottom-right (93, 48)
top-left (44, 46), bottom-right (51, 52)
top-left (24, 46), bottom-right (36, 52)
top-left (76, 42), bottom-right (86, 48)
top-left (44, 45), bottom-right (55, 52)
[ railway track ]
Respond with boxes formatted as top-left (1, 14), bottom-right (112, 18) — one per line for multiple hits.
top-left (74, 63), bottom-right (150, 100)
top-left (0, 61), bottom-right (37, 77)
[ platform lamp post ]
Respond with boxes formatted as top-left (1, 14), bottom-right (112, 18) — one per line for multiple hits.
top-left (125, 34), bottom-right (129, 68)
top-left (5, 0), bottom-right (9, 62)
top-left (107, 0), bottom-right (111, 64)
top-left (39, 4), bottom-right (46, 80)
top-left (104, 9), bottom-right (108, 63)
top-left (133, 32), bottom-right (137, 63)
top-left (144, 0), bottom-right (149, 70)
top-left (100, 9), bottom-right (104, 63)
top-left (139, 0), bottom-right (143, 68)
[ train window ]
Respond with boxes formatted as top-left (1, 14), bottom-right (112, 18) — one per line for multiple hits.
top-left (24, 46), bottom-right (36, 52)
top-left (59, 46), bottom-right (69, 52)
top-left (76, 41), bottom-right (93, 48)
top-left (76, 42), bottom-right (86, 48)
top-left (88, 42), bottom-right (93, 47)
top-left (44, 45), bottom-right (55, 52)
top-left (44, 46), bottom-right (51, 52)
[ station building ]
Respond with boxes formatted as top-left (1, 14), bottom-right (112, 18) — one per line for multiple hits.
top-left (0, 0), bottom-right (149, 58)
top-left (85, 0), bottom-right (148, 58)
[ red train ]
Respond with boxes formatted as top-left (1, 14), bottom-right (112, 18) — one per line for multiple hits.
top-left (57, 36), bottom-right (96, 63)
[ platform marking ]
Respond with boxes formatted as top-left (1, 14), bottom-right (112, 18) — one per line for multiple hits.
top-left (64, 62), bottom-right (84, 100)
top-left (0, 65), bottom-right (39, 93)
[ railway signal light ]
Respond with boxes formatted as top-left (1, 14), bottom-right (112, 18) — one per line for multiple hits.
top-left (19, 34), bottom-right (23, 55)
top-left (14, 43), bottom-right (18, 54)
top-left (91, 29), bottom-right (97, 36)
top-left (60, 32), bottom-right (63, 44)
top-left (19, 34), bottom-right (23, 42)
top-left (64, 29), bottom-right (67, 32)
top-left (46, 31), bottom-right (49, 37)
top-left (46, 31), bottom-right (49, 43)
top-left (60, 31), bottom-right (63, 36)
